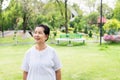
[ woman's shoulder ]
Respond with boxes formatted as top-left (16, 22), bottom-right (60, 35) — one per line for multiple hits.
top-left (25, 45), bottom-right (35, 55)
top-left (47, 45), bottom-right (55, 51)
top-left (46, 45), bottom-right (58, 56)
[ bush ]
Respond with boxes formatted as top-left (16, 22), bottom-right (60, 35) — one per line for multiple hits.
top-left (103, 34), bottom-right (120, 42)
top-left (103, 19), bottom-right (120, 35)
top-left (88, 30), bottom-right (93, 38)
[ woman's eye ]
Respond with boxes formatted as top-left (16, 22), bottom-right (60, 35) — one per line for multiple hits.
top-left (38, 32), bottom-right (43, 34)
top-left (34, 31), bottom-right (37, 34)
top-left (34, 31), bottom-right (44, 34)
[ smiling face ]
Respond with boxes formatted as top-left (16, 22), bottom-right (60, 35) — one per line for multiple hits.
top-left (33, 27), bottom-right (48, 44)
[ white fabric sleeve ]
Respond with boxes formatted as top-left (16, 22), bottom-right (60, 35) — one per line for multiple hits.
top-left (21, 51), bottom-right (29, 72)
top-left (52, 50), bottom-right (62, 71)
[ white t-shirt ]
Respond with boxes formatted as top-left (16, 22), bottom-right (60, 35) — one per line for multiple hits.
top-left (21, 45), bottom-right (62, 80)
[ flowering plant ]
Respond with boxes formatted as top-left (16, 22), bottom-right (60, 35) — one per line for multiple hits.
top-left (103, 34), bottom-right (120, 42)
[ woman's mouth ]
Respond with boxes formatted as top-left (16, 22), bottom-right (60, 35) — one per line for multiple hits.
top-left (35, 38), bottom-right (40, 41)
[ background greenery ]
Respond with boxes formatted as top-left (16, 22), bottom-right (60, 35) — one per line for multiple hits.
top-left (1, 0), bottom-right (120, 36)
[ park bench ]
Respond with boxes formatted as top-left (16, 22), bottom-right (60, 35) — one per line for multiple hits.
top-left (55, 33), bottom-right (86, 45)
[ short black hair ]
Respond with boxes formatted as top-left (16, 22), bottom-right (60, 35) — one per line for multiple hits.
top-left (37, 24), bottom-right (50, 41)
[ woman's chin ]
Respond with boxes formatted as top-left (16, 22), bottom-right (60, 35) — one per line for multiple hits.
top-left (35, 41), bottom-right (42, 44)
top-left (34, 40), bottom-right (39, 43)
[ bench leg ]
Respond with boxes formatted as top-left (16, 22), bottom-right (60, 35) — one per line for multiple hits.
top-left (83, 40), bottom-right (85, 44)
top-left (57, 40), bottom-right (59, 44)
top-left (69, 40), bottom-right (71, 44)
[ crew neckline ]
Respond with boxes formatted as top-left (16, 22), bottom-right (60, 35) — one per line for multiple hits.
top-left (33, 45), bottom-right (48, 53)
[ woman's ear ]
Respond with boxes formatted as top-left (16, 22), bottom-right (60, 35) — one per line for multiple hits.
top-left (45, 34), bottom-right (49, 41)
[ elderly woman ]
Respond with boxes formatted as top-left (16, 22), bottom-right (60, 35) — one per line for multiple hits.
top-left (21, 24), bottom-right (62, 80)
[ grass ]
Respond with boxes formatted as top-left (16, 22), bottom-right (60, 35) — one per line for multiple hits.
top-left (0, 35), bottom-right (34, 44)
top-left (0, 44), bottom-right (33, 80)
top-left (57, 44), bottom-right (120, 80)
top-left (0, 37), bottom-right (120, 80)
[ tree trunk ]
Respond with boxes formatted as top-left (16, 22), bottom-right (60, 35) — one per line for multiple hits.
top-left (0, 0), bottom-right (4, 37)
top-left (65, 0), bottom-right (68, 33)
top-left (23, 13), bottom-right (27, 33)
top-left (1, 22), bottom-right (4, 37)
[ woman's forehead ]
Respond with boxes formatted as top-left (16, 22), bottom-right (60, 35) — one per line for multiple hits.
top-left (35, 27), bottom-right (44, 31)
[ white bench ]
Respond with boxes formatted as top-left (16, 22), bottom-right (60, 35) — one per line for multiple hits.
top-left (55, 38), bottom-right (85, 44)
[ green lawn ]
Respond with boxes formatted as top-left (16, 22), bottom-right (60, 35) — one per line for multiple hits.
top-left (0, 42), bottom-right (120, 80)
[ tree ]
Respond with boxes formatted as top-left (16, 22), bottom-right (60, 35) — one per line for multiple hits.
top-left (72, 3), bottom-right (83, 16)
top-left (56, 0), bottom-right (64, 17)
top-left (0, 0), bottom-right (4, 37)
top-left (18, 0), bottom-right (36, 33)
top-left (65, 0), bottom-right (68, 33)
top-left (55, 0), bottom-right (69, 33)
top-left (5, 0), bottom-right (22, 30)
top-left (86, 12), bottom-right (99, 25)
top-left (83, 0), bottom-right (97, 13)
top-left (36, 1), bottom-right (65, 30)
top-left (97, 3), bottom-right (113, 19)
top-left (113, 0), bottom-right (120, 21)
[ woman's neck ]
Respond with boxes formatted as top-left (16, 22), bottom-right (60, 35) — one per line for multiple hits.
top-left (35, 43), bottom-right (47, 51)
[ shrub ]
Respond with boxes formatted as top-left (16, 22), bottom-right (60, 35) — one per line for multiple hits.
top-left (88, 30), bottom-right (93, 38)
top-left (103, 34), bottom-right (120, 42)
top-left (103, 19), bottom-right (120, 35)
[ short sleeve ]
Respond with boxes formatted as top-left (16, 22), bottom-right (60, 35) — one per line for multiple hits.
top-left (21, 51), bottom-right (30, 72)
top-left (52, 50), bottom-right (62, 71)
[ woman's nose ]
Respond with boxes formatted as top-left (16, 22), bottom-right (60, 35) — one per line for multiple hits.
top-left (34, 33), bottom-right (39, 37)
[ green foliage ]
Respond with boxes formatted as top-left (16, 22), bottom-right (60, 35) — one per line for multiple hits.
top-left (68, 27), bottom-right (74, 32)
top-left (0, 0), bottom-right (115, 36)
top-left (86, 12), bottom-right (99, 25)
top-left (79, 17), bottom-right (88, 28)
top-left (53, 31), bottom-right (57, 37)
top-left (36, 15), bottom-right (48, 25)
top-left (69, 15), bottom-right (83, 33)
top-left (114, 0), bottom-right (120, 21)
top-left (88, 30), bottom-right (93, 37)
top-left (103, 19), bottom-right (120, 34)
top-left (84, 27), bottom-right (88, 34)
top-left (0, 0), bottom-right (4, 25)
top-left (84, 0), bottom-right (97, 12)
top-left (2, 0), bottom-right (23, 30)
top-left (73, 26), bottom-right (77, 33)
top-left (97, 3), bottom-right (113, 19)
top-left (72, 3), bottom-right (83, 16)
top-left (91, 24), bottom-right (100, 37)
top-left (32, 1), bottom-right (66, 30)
